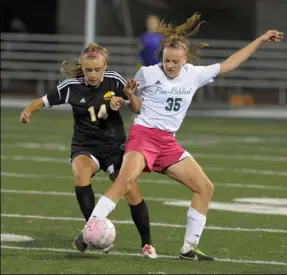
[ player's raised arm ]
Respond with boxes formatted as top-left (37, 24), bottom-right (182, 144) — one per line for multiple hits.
top-left (219, 30), bottom-right (284, 74)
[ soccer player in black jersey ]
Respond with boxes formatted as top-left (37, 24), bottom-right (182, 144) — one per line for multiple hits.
top-left (19, 42), bottom-right (157, 258)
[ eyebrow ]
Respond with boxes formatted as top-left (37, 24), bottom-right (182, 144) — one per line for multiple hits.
top-left (85, 67), bottom-right (102, 70)
top-left (164, 58), bottom-right (179, 62)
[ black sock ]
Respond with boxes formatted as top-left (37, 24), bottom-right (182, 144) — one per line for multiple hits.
top-left (75, 184), bottom-right (95, 221)
top-left (129, 199), bottom-right (152, 247)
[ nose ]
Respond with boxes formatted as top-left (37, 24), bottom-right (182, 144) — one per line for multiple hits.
top-left (90, 71), bottom-right (97, 77)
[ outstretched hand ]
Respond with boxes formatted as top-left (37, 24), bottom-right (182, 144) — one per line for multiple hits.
top-left (124, 79), bottom-right (138, 96)
top-left (259, 30), bottom-right (284, 44)
top-left (20, 109), bottom-right (32, 123)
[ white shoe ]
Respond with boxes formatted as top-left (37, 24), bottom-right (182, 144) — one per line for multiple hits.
top-left (142, 244), bottom-right (157, 259)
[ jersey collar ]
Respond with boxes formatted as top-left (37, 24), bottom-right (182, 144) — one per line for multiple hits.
top-left (84, 74), bottom-right (105, 87)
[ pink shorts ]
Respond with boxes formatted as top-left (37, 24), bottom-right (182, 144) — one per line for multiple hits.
top-left (125, 124), bottom-right (190, 173)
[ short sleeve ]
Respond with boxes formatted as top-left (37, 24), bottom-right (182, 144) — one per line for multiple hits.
top-left (135, 67), bottom-right (146, 97)
top-left (42, 81), bottom-right (71, 107)
top-left (194, 63), bottom-right (220, 89)
top-left (113, 73), bottom-right (128, 100)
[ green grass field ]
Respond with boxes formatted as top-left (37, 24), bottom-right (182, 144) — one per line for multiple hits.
top-left (1, 108), bottom-right (287, 274)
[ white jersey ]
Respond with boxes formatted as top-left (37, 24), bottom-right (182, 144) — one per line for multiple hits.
top-left (134, 63), bottom-right (220, 133)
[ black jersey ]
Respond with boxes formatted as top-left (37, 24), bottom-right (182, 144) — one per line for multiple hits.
top-left (43, 71), bottom-right (128, 157)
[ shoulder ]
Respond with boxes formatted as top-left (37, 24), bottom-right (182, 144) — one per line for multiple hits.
top-left (138, 64), bottom-right (160, 75)
top-left (104, 70), bottom-right (126, 85)
top-left (183, 63), bottom-right (196, 72)
top-left (57, 77), bottom-right (85, 89)
top-left (135, 65), bottom-right (161, 85)
top-left (186, 63), bottom-right (220, 73)
top-left (140, 32), bottom-right (148, 40)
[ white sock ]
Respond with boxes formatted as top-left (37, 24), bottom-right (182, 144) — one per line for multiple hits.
top-left (181, 206), bottom-right (206, 253)
top-left (89, 196), bottom-right (116, 220)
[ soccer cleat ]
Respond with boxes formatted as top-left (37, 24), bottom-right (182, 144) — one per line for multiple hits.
top-left (88, 244), bottom-right (114, 254)
top-left (96, 244), bottom-right (114, 254)
top-left (73, 232), bottom-right (87, 252)
top-left (142, 244), bottom-right (157, 259)
top-left (73, 232), bottom-right (114, 254)
top-left (179, 247), bottom-right (215, 261)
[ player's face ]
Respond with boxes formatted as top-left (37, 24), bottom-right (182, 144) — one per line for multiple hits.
top-left (81, 57), bottom-right (106, 87)
top-left (162, 47), bottom-right (187, 78)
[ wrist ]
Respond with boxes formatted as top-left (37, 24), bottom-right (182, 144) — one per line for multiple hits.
top-left (127, 93), bottom-right (136, 100)
top-left (256, 36), bottom-right (265, 44)
top-left (25, 107), bottom-right (32, 113)
top-left (119, 97), bottom-right (130, 106)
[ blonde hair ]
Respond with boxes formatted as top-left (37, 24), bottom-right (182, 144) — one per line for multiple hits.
top-left (60, 43), bottom-right (109, 78)
top-left (157, 13), bottom-right (208, 63)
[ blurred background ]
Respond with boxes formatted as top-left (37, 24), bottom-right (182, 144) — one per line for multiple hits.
top-left (1, 0), bottom-right (287, 113)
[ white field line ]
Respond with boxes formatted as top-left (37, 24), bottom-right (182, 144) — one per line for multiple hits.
top-left (2, 172), bottom-right (287, 191)
top-left (179, 136), bottom-right (287, 145)
top-left (0, 134), bottom-right (65, 141)
top-left (1, 245), bottom-right (287, 266)
top-left (205, 167), bottom-right (287, 177)
top-left (1, 155), bottom-right (68, 163)
top-left (257, 146), bottom-right (287, 153)
top-left (1, 126), bottom-right (72, 133)
top-left (2, 126), bottom-right (287, 143)
top-left (2, 141), bottom-right (287, 153)
top-left (2, 155), bottom-right (287, 176)
top-left (193, 153), bottom-right (287, 162)
top-left (2, 213), bottom-right (287, 234)
top-left (2, 124), bottom-right (286, 140)
top-left (2, 152), bottom-right (287, 162)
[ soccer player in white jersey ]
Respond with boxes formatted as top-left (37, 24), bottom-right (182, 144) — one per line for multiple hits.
top-left (74, 13), bottom-right (284, 260)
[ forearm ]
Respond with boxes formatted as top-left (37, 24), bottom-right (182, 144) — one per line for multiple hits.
top-left (25, 98), bottom-right (45, 113)
top-left (220, 38), bottom-right (263, 74)
top-left (127, 94), bottom-right (142, 113)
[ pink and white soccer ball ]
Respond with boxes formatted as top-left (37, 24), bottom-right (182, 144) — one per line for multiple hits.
top-left (82, 217), bottom-right (116, 249)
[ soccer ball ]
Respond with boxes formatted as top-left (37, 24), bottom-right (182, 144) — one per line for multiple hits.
top-left (82, 217), bottom-right (116, 249)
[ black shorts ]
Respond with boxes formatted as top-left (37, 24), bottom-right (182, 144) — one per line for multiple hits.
top-left (69, 146), bottom-right (125, 177)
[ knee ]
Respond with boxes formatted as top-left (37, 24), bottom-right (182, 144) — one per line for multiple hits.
top-left (191, 175), bottom-right (214, 198)
top-left (115, 175), bottom-right (137, 193)
top-left (201, 177), bottom-right (214, 199)
top-left (127, 176), bottom-right (137, 187)
top-left (73, 172), bottom-right (90, 187)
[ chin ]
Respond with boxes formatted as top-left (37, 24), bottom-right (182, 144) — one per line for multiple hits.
top-left (167, 72), bottom-right (177, 78)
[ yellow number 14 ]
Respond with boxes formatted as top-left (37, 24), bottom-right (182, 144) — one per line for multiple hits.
top-left (88, 105), bottom-right (108, 122)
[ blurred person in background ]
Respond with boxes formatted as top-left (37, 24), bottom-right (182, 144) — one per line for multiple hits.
top-left (138, 15), bottom-right (164, 67)
top-left (19, 42), bottom-right (157, 258)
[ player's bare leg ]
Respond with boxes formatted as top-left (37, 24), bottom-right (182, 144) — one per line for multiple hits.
top-left (166, 157), bottom-right (215, 260)
top-left (104, 151), bottom-right (146, 201)
top-left (82, 152), bottom-right (148, 252)
top-left (106, 152), bottom-right (156, 258)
